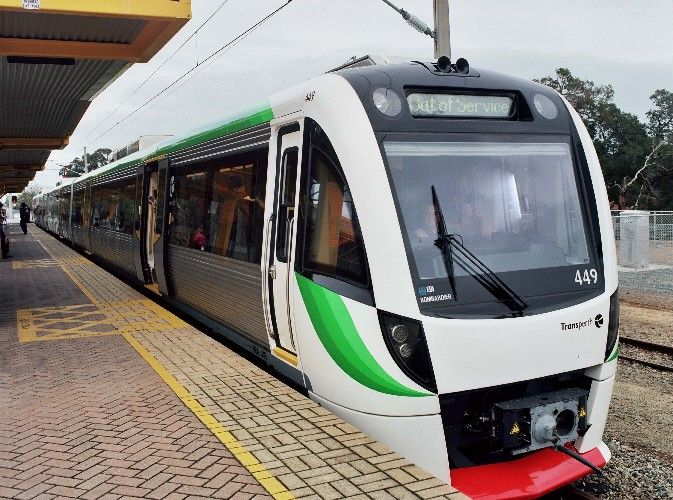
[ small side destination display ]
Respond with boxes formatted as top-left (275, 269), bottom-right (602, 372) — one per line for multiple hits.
top-left (407, 93), bottom-right (514, 119)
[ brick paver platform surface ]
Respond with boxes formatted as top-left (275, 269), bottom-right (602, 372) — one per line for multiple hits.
top-left (0, 225), bottom-right (466, 500)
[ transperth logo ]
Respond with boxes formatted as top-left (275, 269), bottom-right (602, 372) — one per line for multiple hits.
top-left (561, 314), bottom-right (603, 331)
top-left (594, 314), bottom-right (604, 328)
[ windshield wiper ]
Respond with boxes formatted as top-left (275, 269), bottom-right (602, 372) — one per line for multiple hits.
top-left (431, 185), bottom-right (528, 315)
top-left (431, 186), bottom-right (458, 301)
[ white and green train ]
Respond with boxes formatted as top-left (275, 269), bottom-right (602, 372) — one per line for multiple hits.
top-left (35, 58), bottom-right (619, 498)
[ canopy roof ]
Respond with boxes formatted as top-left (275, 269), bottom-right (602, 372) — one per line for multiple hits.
top-left (0, 0), bottom-right (191, 194)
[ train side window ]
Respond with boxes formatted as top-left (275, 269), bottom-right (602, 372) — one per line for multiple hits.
top-left (302, 143), bottom-right (367, 286)
top-left (210, 154), bottom-right (257, 261)
top-left (170, 164), bottom-right (209, 249)
top-left (169, 148), bottom-right (268, 262)
top-left (91, 179), bottom-right (135, 234)
top-left (276, 148), bottom-right (298, 263)
top-left (59, 189), bottom-right (70, 222)
top-left (72, 188), bottom-right (84, 225)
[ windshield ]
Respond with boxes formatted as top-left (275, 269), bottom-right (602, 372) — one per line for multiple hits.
top-left (385, 139), bottom-right (598, 315)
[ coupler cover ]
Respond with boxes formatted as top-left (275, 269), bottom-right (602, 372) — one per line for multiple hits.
top-left (493, 388), bottom-right (589, 455)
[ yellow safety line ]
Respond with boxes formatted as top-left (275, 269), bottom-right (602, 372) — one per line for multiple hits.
top-left (32, 230), bottom-right (294, 499)
top-left (123, 333), bottom-right (294, 500)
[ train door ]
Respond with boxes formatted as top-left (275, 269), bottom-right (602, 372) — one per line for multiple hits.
top-left (82, 180), bottom-right (92, 251)
top-left (153, 159), bottom-right (171, 294)
top-left (145, 169), bottom-right (159, 278)
top-left (135, 164), bottom-right (151, 283)
top-left (67, 183), bottom-right (74, 241)
top-left (265, 124), bottom-right (302, 355)
top-left (135, 160), bottom-right (168, 292)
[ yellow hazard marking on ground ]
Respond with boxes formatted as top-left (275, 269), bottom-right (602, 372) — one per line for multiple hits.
top-left (12, 258), bottom-right (56, 269)
top-left (12, 256), bottom-right (91, 270)
top-left (123, 332), bottom-right (295, 500)
top-left (18, 236), bottom-right (188, 343)
top-left (16, 299), bottom-right (188, 343)
top-left (90, 299), bottom-right (188, 334)
top-left (17, 304), bottom-right (117, 343)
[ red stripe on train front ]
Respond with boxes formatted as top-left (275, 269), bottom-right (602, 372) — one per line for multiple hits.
top-left (450, 445), bottom-right (607, 500)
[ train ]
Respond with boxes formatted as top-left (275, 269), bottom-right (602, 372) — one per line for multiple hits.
top-left (34, 57), bottom-right (619, 499)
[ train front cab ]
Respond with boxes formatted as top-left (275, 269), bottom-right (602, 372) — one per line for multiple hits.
top-left (274, 66), bottom-right (618, 499)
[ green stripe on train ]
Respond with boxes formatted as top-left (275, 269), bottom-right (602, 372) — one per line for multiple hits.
top-left (296, 273), bottom-right (431, 397)
top-left (606, 342), bottom-right (620, 363)
top-left (154, 105), bottom-right (275, 159)
top-left (70, 103), bottom-right (275, 188)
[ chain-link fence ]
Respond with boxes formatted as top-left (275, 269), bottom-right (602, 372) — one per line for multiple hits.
top-left (612, 210), bottom-right (673, 296)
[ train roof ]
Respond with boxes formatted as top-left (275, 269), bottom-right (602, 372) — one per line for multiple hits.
top-left (39, 60), bottom-right (562, 197)
top-left (335, 60), bottom-right (553, 96)
top-left (335, 59), bottom-right (570, 135)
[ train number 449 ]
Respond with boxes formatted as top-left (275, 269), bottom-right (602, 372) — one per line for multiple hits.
top-left (575, 268), bottom-right (598, 285)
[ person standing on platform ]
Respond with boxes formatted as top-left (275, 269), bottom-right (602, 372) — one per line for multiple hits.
top-left (19, 202), bottom-right (30, 235)
top-left (0, 201), bottom-right (10, 259)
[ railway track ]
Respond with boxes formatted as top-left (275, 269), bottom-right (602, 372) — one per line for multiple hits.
top-left (619, 336), bottom-right (673, 372)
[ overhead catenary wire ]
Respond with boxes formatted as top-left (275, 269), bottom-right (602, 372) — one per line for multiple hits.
top-left (100, 8), bottom-right (267, 129)
top-left (76, 0), bottom-right (235, 150)
top-left (135, 15), bottom-right (267, 116)
top-left (379, 0), bottom-right (435, 38)
top-left (83, 0), bottom-right (294, 152)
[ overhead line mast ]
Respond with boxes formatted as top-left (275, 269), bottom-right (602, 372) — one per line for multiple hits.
top-left (379, 0), bottom-right (451, 59)
top-left (433, 0), bottom-right (451, 60)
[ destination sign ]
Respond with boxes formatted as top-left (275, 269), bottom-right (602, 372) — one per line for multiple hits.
top-left (407, 93), bottom-right (514, 119)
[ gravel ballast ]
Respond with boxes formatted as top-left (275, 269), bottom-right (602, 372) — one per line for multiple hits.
top-left (572, 359), bottom-right (673, 498)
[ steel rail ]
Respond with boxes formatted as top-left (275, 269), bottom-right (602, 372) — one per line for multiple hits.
top-left (619, 355), bottom-right (673, 372)
top-left (619, 336), bottom-right (673, 372)
top-left (620, 336), bottom-right (673, 356)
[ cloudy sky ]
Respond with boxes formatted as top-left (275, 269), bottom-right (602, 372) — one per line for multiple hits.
top-left (34, 0), bottom-right (673, 189)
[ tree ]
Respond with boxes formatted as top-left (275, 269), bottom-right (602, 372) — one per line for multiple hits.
top-left (536, 68), bottom-right (614, 138)
top-left (594, 103), bottom-right (651, 207)
top-left (536, 69), bottom-right (673, 209)
top-left (17, 185), bottom-right (42, 206)
top-left (638, 90), bottom-right (673, 208)
top-left (59, 148), bottom-right (111, 178)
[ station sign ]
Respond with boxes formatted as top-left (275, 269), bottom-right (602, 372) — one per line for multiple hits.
top-left (407, 93), bottom-right (514, 119)
top-left (22, 0), bottom-right (40, 10)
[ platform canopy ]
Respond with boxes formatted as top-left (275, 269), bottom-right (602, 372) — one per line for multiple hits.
top-left (0, 0), bottom-right (191, 195)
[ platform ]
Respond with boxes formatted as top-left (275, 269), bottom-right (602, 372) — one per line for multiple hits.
top-left (0, 223), bottom-right (466, 500)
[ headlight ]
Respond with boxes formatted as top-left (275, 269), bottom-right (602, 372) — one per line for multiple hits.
top-left (379, 311), bottom-right (436, 392)
top-left (605, 289), bottom-right (620, 361)
top-left (372, 88), bottom-right (402, 117)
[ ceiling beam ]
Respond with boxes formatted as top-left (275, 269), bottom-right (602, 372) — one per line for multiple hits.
top-left (0, 37), bottom-right (143, 62)
top-left (0, 19), bottom-right (183, 63)
top-left (0, 165), bottom-right (43, 170)
top-left (0, 137), bottom-right (69, 149)
top-left (0, 171), bottom-right (42, 178)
